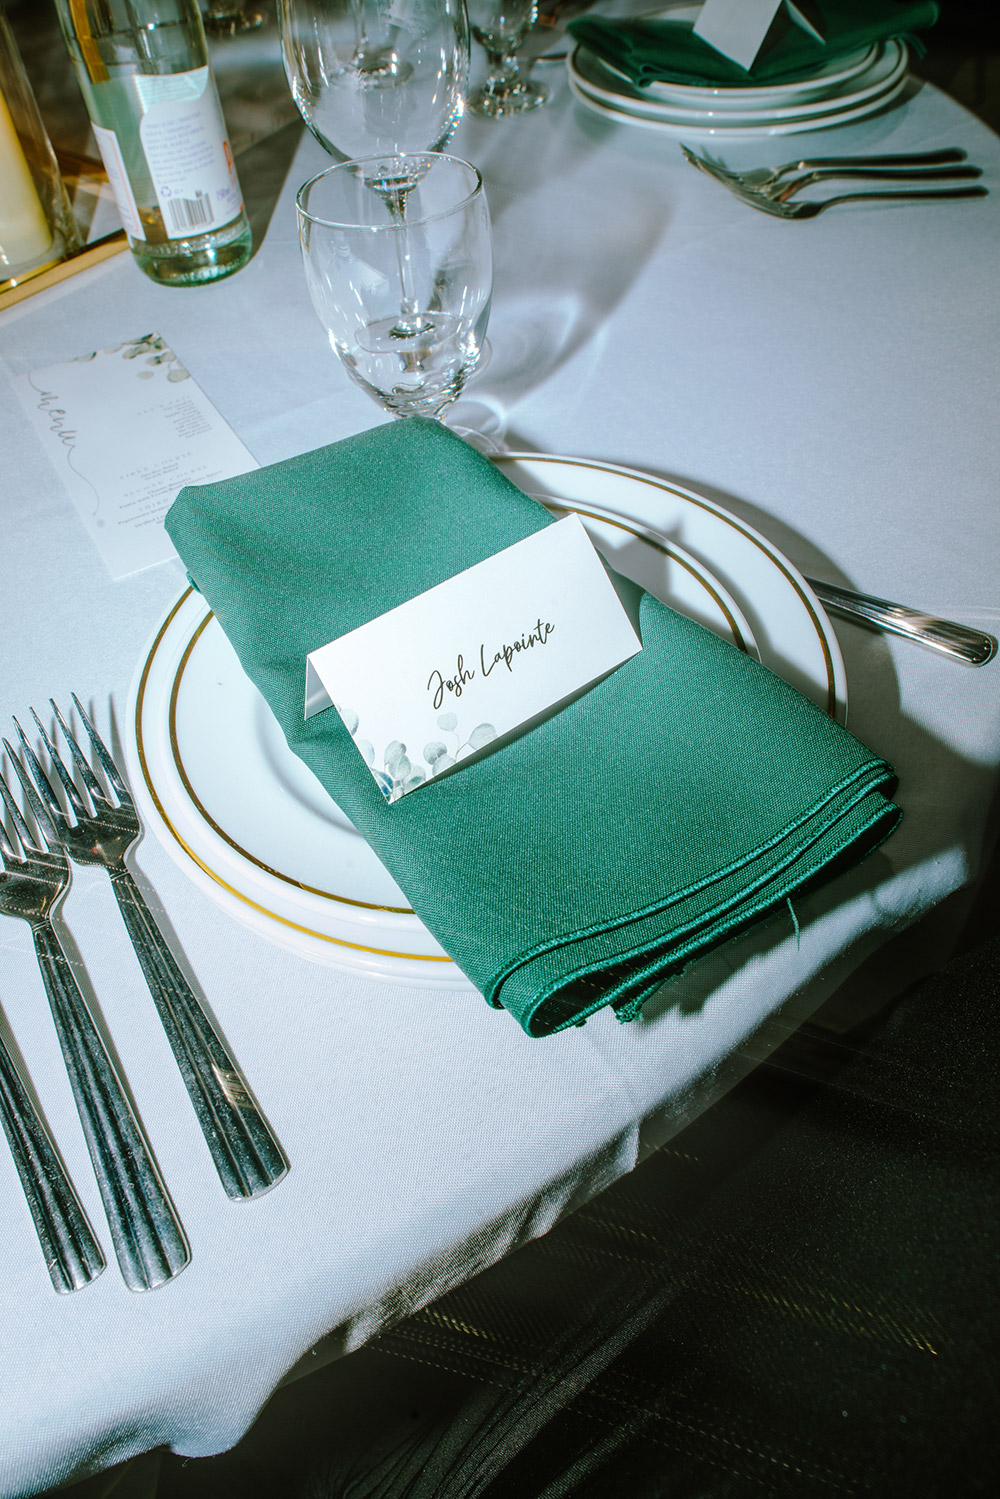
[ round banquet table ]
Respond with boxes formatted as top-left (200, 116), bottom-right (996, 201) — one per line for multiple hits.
top-left (0, 32), bottom-right (998, 1499)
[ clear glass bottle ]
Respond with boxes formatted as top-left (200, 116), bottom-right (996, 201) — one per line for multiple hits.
top-left (54, 0), bottom-right (252, 286)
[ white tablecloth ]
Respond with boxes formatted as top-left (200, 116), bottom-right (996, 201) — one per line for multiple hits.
top-left (1, 50), bottom-right (998, 1499)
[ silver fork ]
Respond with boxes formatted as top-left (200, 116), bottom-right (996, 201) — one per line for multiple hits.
top-left (680, 144), bottom-right (970, 194)
top-left (0, 766), bottom-right (189, 1291)
top-left (764, 163), bottom-right (982, 203)
top-left (12, 697), bottom-right (288, 1202)
top-left (723, 184), bottom-right (989, 219)
top-left (0, 993), bottom-right (106, 1293)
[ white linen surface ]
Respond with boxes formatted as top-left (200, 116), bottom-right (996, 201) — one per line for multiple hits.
top-left (0, 65), bottom-right (998, 1498)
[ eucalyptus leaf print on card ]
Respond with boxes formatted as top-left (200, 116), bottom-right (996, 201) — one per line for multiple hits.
top-left (432, 711), bottom-right (497, 769)
top-left (117, 332), bottom-right (191, 383)
top-left (337, 704), bottom-right (497, 802)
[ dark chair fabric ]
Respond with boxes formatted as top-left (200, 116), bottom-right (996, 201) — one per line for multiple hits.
top-left (291, 931), bottom-right (999, 1499)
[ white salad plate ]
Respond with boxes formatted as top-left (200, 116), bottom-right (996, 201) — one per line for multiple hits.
top-left (569, 40), bottom-right (908, 138)
top-left (126, 458), bottom-right (845, 985)
top-left (636, 45), bottom-right (878, 111)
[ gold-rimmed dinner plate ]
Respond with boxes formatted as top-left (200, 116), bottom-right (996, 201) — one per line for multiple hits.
top-left (126, 459), bottom-right (844, 983)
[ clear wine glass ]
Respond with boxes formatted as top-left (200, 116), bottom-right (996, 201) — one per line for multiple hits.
top-left (297, 153), bottom-right (493, 423)
top-left (278, 0), bottom-right (470, 162)
top-left (466, 0), bottom-right (547, 117)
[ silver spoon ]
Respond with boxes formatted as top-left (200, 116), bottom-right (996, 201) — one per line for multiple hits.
top-left (807, 579), bottom-right (996, 666)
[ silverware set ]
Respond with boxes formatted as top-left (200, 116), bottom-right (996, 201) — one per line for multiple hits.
top-left (681, 145), bottom-right (988, 217)
top-left (0, 697), bottom-right (288, 1293)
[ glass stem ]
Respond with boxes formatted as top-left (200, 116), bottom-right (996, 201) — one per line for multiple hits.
top-left (485, 45), bottom-right (524, 95)
top-left (382, 185), bottom-right (421, 334)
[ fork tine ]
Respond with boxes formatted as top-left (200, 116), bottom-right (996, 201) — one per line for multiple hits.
top-left (24, 710), bottom-right (89, 819)
top-left (680, 145), bottom-right (726, 183)
top-left (67, 695), bottom-right (132, 806)
top-left (13, 717), bottom-right (79, 833)
top-left (0, 764), bottom-right (38, 857)
top-left (2, 746), bottom-right (61, 853)
top-left (0, 773), bottom-right (21, 864)
top-left (47, 701), bottom-right (111, 808)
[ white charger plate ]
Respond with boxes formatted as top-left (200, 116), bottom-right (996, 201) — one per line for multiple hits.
top-left (126, 459), bottom-right (845, 984)
top-left (571, 40), bottom-right (905, 126)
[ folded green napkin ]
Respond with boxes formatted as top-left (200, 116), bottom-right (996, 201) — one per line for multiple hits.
top-left (569, 0), bottom-right (937, 89)
top-left (165, 420), bottom-right (899, 1037)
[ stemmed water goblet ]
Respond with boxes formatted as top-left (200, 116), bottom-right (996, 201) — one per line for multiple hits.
top-left (297, 153), bottom-right (492, 426)
top-left (466, 0), bottom-right (547, 117)
top-left (281, 2), bottom-right (476, 406)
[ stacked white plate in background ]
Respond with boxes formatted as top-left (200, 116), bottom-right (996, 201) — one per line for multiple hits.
top-left (568, 35), bottom-right (910, 139)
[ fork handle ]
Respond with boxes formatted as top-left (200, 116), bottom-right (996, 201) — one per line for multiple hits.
top-left (780, 148), bottom-right (968, 175)
top-left (32, 920), bottom-right (190, 1291)
top-left (0, 1031), bottom-right (106, 1293)
top-left (783, 165), bottom-right (982, 197)
top-left (109, 865), bottom-right (288, 1200)
top-left (818, 186), bottom-right (989, 210)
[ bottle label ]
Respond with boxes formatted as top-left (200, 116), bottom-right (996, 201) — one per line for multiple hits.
top-left (138, 67), bottom-right (243, 237)
top-left (92, 122), bottom-right (145, 240)
top-left (91, 68), bottom-right (242, 244)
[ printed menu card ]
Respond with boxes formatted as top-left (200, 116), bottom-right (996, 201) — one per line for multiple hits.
top-left (15, 332), bottom-right (258, 579)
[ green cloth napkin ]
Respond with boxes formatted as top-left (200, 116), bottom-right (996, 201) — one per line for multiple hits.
top-left (569, 1), bottom-right (938, 89)
top-left (165, 420), bottom-right (900, 1037)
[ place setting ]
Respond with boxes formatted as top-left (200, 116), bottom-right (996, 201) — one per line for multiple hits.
top-left (564, 0), bottom-right (938, 137)
top-left (551, 0), bottom-right (990, 215)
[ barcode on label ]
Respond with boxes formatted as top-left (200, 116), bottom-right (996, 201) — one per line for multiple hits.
top-left (166, 191), bottom-right (214, 232)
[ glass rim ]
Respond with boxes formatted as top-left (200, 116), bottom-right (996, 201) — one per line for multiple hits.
top-left (295, 152), bottom-right (484, 231)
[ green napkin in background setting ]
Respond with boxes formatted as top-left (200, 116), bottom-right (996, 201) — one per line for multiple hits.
top-left (568, 1), bottom-right (938, 89)
top-left (166, 420), bottom-right (900, 1037)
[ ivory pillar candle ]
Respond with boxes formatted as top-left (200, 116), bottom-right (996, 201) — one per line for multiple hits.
top-left (0, 86), bottom-right (53, 272)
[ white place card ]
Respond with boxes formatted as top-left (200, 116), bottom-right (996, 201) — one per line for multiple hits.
top-left (694, 0), bottom-right (824, 71)
top-left (14, 332), bottom-right (258, 579)
top-left (305, 515), bottom-right (643, 803)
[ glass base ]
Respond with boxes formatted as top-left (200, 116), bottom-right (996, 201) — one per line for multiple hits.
top-left (0, 218), bottom-right (80, 293)
top-left (0, 246), bottom-right (63, 295)
top-left (130, 216), bottom-right (253, 287)
top-left (468, 78), bottom-right (548, 118)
